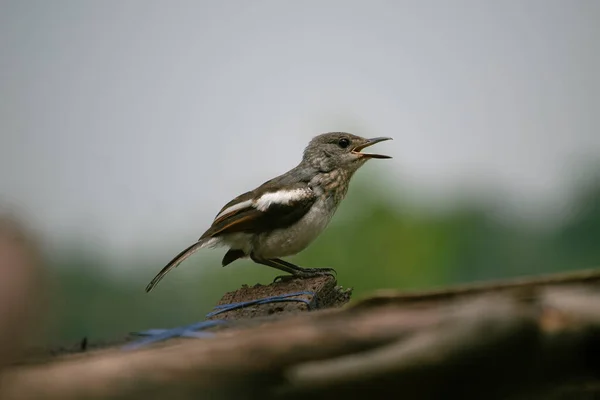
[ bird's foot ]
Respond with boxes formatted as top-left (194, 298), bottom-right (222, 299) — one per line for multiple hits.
top-left (272, 267), bottom-right (337, 283)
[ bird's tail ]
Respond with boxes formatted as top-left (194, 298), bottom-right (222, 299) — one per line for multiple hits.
top-left (145, 237), bottom-right (217, 293)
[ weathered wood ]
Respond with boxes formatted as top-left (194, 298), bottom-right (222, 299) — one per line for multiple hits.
top-left (2, 271), bottom-right (600, 400)
top-left (349, 267), bottom-right (600, 309)
top-left (207, 274), bottom-right (352, 320)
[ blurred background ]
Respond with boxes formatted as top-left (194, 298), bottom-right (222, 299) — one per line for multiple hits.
top-left (1, 0), bottom-right (599, 347)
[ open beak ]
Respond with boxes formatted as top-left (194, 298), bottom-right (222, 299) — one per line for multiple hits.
top-left (352, 137), bottom-right (393, 159)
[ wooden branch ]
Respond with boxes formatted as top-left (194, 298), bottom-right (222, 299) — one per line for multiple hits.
top-left (2, 269), bottom-right (600, 399)
top-left (348, 267), bottom-right (600, 309)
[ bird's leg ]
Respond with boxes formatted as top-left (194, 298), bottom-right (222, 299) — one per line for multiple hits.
top-left (272, 258), bottom-right (337, 276)
top-left (250, 254), bottom-right (298, 275)
top-left (270, 258), bottom-right (336, 283)
top-left (250, 254), bottom-right (336, 283)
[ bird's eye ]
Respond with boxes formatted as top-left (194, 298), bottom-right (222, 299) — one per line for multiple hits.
top-left (338, 138), bottom-right (350, 148)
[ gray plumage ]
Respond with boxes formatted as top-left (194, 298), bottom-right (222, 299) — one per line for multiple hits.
top-left (145, 132), bottom-right (392, 292)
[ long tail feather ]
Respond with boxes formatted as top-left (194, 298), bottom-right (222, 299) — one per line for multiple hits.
top-left (145, 238), bottom-right (215, 293)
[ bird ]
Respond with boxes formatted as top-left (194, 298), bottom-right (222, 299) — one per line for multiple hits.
top-left (145, 132), bottom-right (392, 292)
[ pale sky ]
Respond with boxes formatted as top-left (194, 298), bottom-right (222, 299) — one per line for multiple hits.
top-left (1, 0), bottom-right (599, 266)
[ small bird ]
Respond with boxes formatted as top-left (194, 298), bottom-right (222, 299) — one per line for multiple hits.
top-left (145, 132), bottom-right (392, 292)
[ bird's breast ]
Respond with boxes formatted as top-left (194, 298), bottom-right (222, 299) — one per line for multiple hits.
top-left (253, 197), bottom-right (336, 259)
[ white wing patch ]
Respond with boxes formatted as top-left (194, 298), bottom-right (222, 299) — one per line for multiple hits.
top-left (255, 188), bottom-right (311, 212)
top-left (214, 199), bottom-right (252, 221)
top-left (214, 188), bottom-right (312, 221)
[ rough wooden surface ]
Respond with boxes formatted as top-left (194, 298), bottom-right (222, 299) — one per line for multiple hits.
top-left (349, 267), bottom-right (600, 309)
top-left (207, 274), bottom-right (352, 320)
top-left (2, 269), bottom-right (600, 399)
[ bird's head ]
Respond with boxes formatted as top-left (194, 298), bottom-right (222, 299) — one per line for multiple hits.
top-left (303, 132), bottom-right (392, 172)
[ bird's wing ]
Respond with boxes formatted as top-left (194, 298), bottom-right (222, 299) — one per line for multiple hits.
top-left (199, 181), bottom-right (317, 239)
top-left (145, 172), bottom-right (315, 292)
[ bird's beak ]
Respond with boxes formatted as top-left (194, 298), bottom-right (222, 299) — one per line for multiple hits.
top-left (352, 137), bottom-right (393, 159)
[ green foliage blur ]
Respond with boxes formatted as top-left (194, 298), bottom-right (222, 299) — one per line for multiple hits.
top-left (39, 167), bottom-right (600, 347)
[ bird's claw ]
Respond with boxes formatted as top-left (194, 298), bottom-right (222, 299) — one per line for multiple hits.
top-left (314, 267), bottom-right (337, 276)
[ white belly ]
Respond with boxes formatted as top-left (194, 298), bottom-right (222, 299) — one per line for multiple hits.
top-left (220, 232), bottom-right (254, 254)
top-left (253, 199), bottom-right (334, 259)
